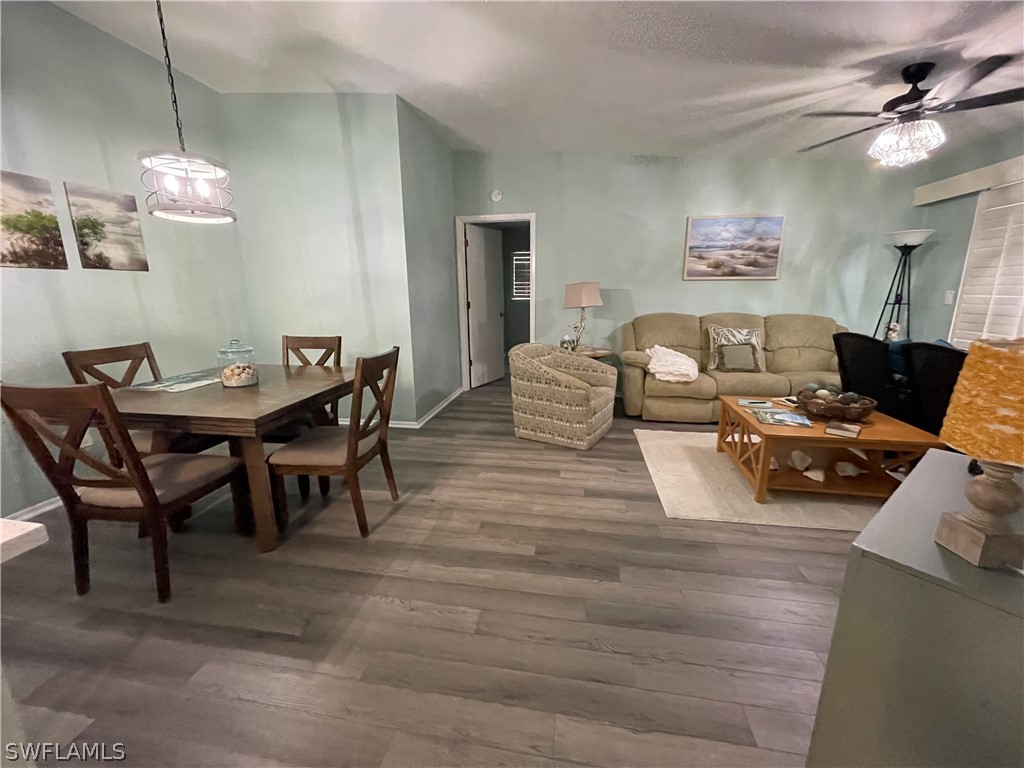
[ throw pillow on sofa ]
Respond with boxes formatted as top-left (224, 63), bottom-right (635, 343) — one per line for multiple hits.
top-left (720, 343), bottom-right (759, 372)
top-left (708, 326), bottom-right (765, 372)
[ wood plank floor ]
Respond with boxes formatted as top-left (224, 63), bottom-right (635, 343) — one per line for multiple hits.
top-left (1, 380), bottom-right (857, 767)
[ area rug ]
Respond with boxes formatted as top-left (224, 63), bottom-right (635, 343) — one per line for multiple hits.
top-left (634, 429), bottom-right (881, 531)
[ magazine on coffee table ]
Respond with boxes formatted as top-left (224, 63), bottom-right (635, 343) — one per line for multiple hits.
top-left (747, 407), bottom-right (813, 428)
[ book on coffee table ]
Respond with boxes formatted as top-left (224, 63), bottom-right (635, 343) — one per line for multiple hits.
top-left (826, 420), bottom-right (862, 438)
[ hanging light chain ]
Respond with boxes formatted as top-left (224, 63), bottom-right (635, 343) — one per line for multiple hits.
top-left (155, 0), bottom-right (186, 153)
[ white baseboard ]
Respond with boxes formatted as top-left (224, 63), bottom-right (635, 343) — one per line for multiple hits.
top-left (8, 496), bottom-right (62, 521)
top-left (338, 388), bottom-right (462, 430)
top-left (391, 388), bottom-right (463, 430)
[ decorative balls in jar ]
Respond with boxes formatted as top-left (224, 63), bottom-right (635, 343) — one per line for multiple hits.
top-left (217, 339), bottom-right (258, 388)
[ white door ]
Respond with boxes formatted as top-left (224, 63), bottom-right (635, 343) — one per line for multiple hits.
top-left (465, 223), bottom-right (506, 387)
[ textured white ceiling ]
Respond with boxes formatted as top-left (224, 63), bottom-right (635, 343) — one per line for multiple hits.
top-left (59, 1), bottom-right (1024, 157)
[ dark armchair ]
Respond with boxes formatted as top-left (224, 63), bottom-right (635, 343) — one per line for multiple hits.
top-left (832, 332), bottom-right (902, 417)
top-left (901, 342), bottom-right (967, 435)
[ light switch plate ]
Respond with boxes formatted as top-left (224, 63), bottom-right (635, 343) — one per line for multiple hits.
top-left (944, 290), bottom-right (956, 305)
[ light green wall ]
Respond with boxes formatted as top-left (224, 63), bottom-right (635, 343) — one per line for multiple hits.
top-left (452, 143), bottom-right (1021, 348)
top-left (396, 99), bottom-right (461, 419)
top-left (220, 93), bottom-right (418, 422)
top-left (906, 129), bottom-right (1024, 342)
top-left (453, 151), bottom-right (925, 349)
top-left (0, 2), bottom-right (249, 516)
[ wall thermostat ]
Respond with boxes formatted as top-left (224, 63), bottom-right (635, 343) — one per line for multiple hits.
top-left (490, 190), bottom-right (502, 202)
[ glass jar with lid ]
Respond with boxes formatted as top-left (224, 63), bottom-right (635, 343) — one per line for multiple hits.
top-left (217, 339), bottom-right (258, 387)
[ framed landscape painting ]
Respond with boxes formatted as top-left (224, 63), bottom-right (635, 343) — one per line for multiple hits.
top-left (1, 170), bottom-right (69, 269)
top-left (683, 214), bottom-right (784, 280)
top-left (64, 182), bottom-right (149, 271)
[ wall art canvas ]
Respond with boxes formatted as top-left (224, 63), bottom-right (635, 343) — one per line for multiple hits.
top-left (1, 170), bottom-right (69, 269)
top-left (683, 214), bottom-right (784, 280)
top-left (64, 182), bottom-right (149, 271)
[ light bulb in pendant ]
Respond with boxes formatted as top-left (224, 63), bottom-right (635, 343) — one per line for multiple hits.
top-left (195, 177), bottom-right (210, 198)
top-left (163, 173), bottom-right (179, 194)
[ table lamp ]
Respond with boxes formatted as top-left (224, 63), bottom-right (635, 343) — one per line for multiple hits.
top-left (563, 282), bottom-right (602, 350)
top-left (873, 229), bottom-right (934, 341)
top-left (936, 338), bottom-right (1024, 568)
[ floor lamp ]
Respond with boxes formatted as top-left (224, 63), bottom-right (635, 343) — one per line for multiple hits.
top-left (873, 229), bottom-right (934, 341)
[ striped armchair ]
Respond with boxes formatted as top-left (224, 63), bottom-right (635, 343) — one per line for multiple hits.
top-left (508, 343), bottom-right (617, 450)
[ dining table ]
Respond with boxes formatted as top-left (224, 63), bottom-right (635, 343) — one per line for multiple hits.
top-left (111, 364), bottom-right (354, 552)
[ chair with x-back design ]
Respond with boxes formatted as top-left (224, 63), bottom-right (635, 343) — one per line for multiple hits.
top-left (1, 382), bottom-right (247, 602)
top-left (62, 342), bottom-right (224, 457)
top-left (264, 335), bottom-right (344, 498)
top-left (63, 342), bottom-right (163, 389)
top-left (281, 335), bottom-right (343, 421)
top-left (266, 347), bottom-right (399, 537)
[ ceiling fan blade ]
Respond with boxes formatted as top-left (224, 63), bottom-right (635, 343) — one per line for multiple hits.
top-left (923, 55), bottom-right (1013, 108)
top-left (802, 111), bottom-right (881, 118)
top-left (937, 87), bottom-right (1024, 113)
top-left (797, 122), bottom-right (891, 153)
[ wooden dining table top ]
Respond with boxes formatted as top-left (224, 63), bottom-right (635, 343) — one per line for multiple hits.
top-left (111, 364), bottom-right (354, 436)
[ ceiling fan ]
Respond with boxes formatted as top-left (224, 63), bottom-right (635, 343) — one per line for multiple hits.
top-left (797, 55), bottom-right (1024, 166)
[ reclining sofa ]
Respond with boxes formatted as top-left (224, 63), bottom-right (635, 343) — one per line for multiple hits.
top-left (621, 312), bottom-right (847, 422)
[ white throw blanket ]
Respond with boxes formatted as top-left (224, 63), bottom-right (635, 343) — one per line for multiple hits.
top-left (645, 345), bottom-right (699, 383)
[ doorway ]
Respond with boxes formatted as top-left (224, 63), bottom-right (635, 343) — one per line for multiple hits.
top-left (455, 214), bottom-right (536, 390)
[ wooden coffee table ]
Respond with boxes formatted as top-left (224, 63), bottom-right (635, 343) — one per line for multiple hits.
top-left (716, 396), bottom-right (946, 503)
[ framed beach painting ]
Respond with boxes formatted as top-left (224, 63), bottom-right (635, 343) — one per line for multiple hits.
top-left (683, 214), bottom-right (784, 280)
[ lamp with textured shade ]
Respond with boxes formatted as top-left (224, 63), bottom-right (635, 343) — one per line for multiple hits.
top-left (935, 338), bottom-right (1024, 568)
top-left (563, 282), bottom-right (602, 350)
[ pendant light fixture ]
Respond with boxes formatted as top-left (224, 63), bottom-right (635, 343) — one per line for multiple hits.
top-left (137, 0), bottom-right (235, 224)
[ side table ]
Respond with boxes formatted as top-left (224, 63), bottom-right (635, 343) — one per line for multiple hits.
top-left (573, 346), bottom-right (614, 359)
top-left (2, 518), bottom-right (49, 760)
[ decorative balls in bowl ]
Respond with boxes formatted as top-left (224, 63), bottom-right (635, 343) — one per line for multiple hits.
top-left (797, 384), bottom-right (877, 422)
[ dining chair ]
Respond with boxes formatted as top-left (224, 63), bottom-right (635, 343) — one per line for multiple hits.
top-left (265, 335), bottom-right (344, 498)
top-left (62, 342), bottom-right (223, 457)
top-left (266, 346), bottom-right (399, 537)
top-left (0, 382), bottom-right (248, 602)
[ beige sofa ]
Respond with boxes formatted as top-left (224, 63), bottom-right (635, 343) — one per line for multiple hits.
top-left (621, 312), bottom-right (847, 422)
top-left (509, 343), bottom-right (617, 450)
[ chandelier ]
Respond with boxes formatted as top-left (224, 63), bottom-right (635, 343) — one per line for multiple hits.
top-left (137, 1), bottom-right (235, 224)
top-left (868, 119), bottom-right (947, 169)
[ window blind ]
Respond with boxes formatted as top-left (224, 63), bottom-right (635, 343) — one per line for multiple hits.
top-left (512, 252), bottom-right (531, 301)
top-left (949, 181), bottom-right (1024, 349)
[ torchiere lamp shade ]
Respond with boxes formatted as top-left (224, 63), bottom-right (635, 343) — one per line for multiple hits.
top-left (564, 282), bottom-right (603, 309)
top-left (939, 338), bottom-right (1024, 467)
top-left (887, 229), bottom-right (935, 247)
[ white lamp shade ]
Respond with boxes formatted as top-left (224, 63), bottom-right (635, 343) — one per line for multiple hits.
top-left (564, 282), bottom-right (603, 309)
top-left (888, 229), bottom-right (935, 247)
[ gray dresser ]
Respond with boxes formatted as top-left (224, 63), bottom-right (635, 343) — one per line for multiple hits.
top-left (808, 449), bottom-right (1024, 767)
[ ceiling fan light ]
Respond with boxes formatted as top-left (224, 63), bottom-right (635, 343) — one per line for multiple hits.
top-left (868, 119), bottom-right (947, 168)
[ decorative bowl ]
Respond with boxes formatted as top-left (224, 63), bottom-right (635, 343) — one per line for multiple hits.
top-left (797, 391), bottom-right (877, 422)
